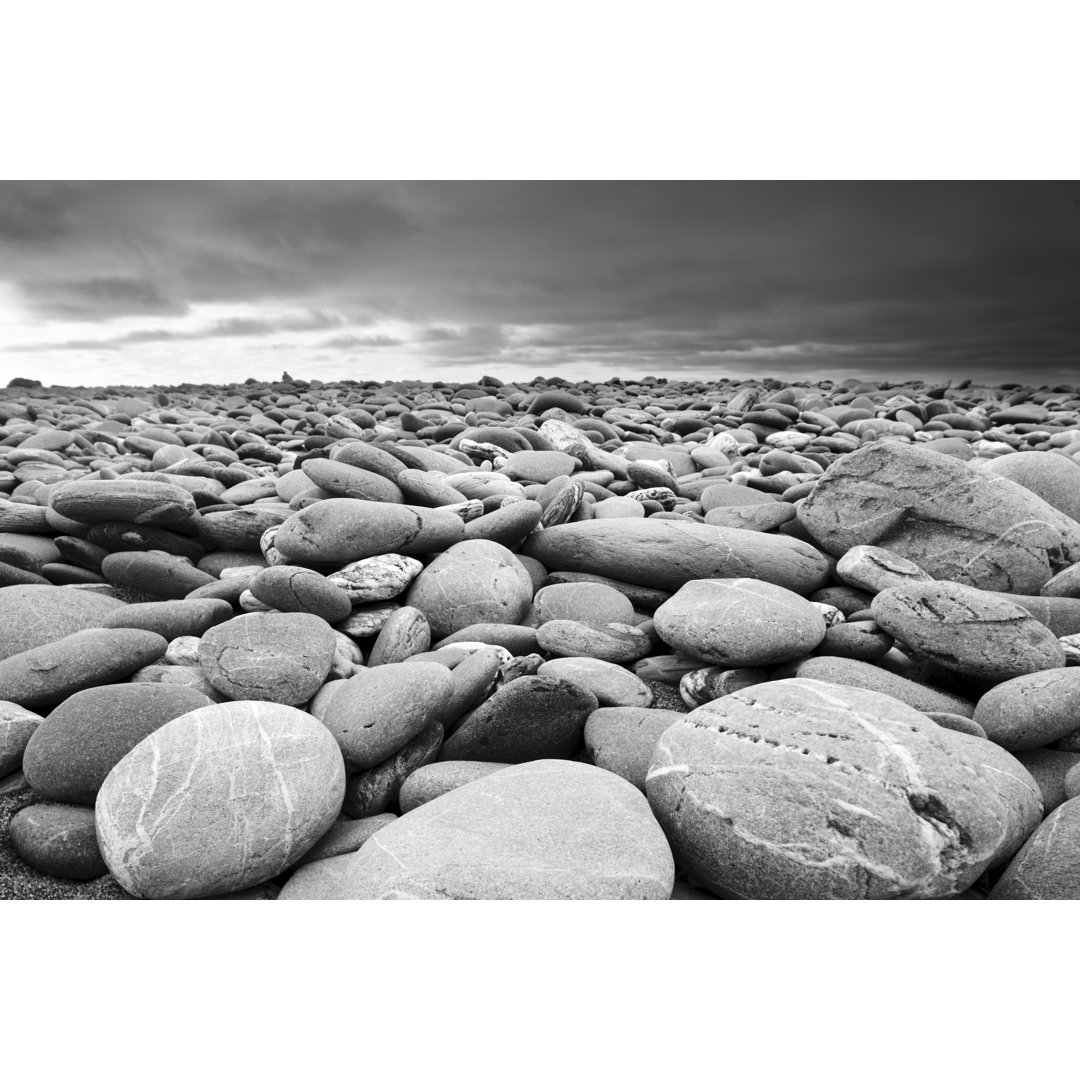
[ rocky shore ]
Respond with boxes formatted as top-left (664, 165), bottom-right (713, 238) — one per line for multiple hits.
top-left (3, 372), bottom-right (1080, 899)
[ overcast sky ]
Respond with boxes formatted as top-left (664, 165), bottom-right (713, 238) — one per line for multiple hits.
top-left (0, 181), bottom-right (1077, 388)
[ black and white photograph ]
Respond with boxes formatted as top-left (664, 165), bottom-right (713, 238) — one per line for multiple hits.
top-left (2, 3), bottom-right (1075, 1076)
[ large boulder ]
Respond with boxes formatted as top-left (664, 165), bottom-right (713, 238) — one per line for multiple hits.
top-left (646, 678), bottom-right (1008, 899)
top-left (95, 700), bottom-right (346, 899)
top-left (279, 759), bottom-right (674, 899)
top-left (798, 441), bottom-right (1080, 594)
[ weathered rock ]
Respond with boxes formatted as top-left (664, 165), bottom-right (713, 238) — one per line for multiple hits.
top-left (99, 598), bottom-right (233, 639)
top-left (279, 760), bottom-right (674, 899)
top-left (871, 580), bottom-right (1065, 682)
top-left (654, 578), bottom-right (826, 666)
top-left (367, 606), bottom-right (431, 667)
top-left (532, 582), bottom-right (635, 628)
top-left (405, 539), bottom-right (533, 639)
top-left (22, 683), bottom-right (213, 805)
top-left (835, 545), bottom-right (933, 595)
top-left (535, 620), bottom-right (653, 664)
top-left (272, 499), bottom-right (430, 565)
top-left (1011, 749), bottom-right (1080, 815)
top-left (327, 553), bottom-right (423, 604)
top-left (50, 479), bottom-right (196, 526)
top-left (798, 441), bottom-right (1080, 594)
top-left (96, 700), bottom-right (346, 899)
top-left (198, 612), bottom-right (336, 705)
top-left (646, 678), bottom-right (1008, 898)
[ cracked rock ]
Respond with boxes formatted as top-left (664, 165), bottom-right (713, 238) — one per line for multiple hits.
top-left (646, 677), bottom-right (1008, 899)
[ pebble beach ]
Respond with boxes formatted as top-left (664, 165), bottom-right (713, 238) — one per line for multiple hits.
top-left (3, 370), bottom-right (1080, 900)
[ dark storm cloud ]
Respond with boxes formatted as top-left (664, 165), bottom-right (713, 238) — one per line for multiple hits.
top-left (1, 181), bottom-right (1077, 381)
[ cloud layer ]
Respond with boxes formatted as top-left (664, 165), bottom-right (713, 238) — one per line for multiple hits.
top-left (1, 181), bottom-right (1077, 386)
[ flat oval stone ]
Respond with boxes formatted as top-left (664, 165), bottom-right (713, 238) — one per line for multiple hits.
top-left (0, 628), bottom-right (168, 709)
top-left (835, 545), bottom-right (933, 594)
top-left (101, 552), bottom-right (216, 600)
top-left (798, 441), bottom-right (1080, 594)
top-left (50, 479), bottom-right (196, 526)
top-left (793, 656), bottom-right (976, 716)
top-left (99, 598), bottom-right (233, 638)
top-left (871, 580), bottom-right (1065, 682)
top-left (583, 707), bottom-right (687, 792)
top-left (9, 804), bottom-right (107, 881)
top-left (398, 760), bottom-right (512, 813)
top-left (405, 539), bottom-right (533, 639)
top-left (972, 668), bottom-right (1080, 751)
top-left (535, 620), bottom-right (653, 664)
top-left (537, 657), bottom-right (653, 707)
top-left (248, 565), bottom-right (352, 623)
top-left (301, 457), bottom-right (404, 503)
top-left (502, 450), bottom-right (579, 483)
top-left (990, 798), bottom-right (1080, 899)
top-left (441, 675), bottom-right (597, 763)
top-left (279, 759), bottom-right (674, 900)
top-left (0, 700), bottom-right (43, 779)
top-left (96, 700), bottom-right (346, 899)
top-left (532, 582), bottom-right (635, 628)
top-left (654, 578), bottom-right (826, 666)
top-left (0, 583), bottom-right (124, 660)
top-left (273, 499), bottom-right (428, 565)
top-left (978, 450), bottom-right (1080, 524)
top-left (22, 683), bottom-right (213, 804)
top-left (196, 506), bottom-right (293, 551)
top-left (322, 662), bottom-right (454, 771)
top-left (522, 518), bottom-right (830, 596)
top-left (647, 678), bottom-right (1008, 899)
top-left (198, 612), bottom-right (336, 705)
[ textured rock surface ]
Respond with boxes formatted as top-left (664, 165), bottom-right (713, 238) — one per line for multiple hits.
top-left (9, 803), bottom-right (107, 880)
top-left (646, 678), bottom-right (1007, 898)
top-left (95, 701), bottom-right (345, 899)
top-left (584, 707), bottom-right (687, 791)
top-left (0, 701), bottom-right (42, 780)
top-left (990, 797), bottom-right (1080, 899)
top-left (198, 612), bottom-right (336, 705)
top-left (871, 580), bottom-right (1065, 682)
top-left (279, 759), bottom-right (675, 899)
top-left (398, 760), bottom-right (512, 813)
top-left (799, 441), bottom-right (1080, 593)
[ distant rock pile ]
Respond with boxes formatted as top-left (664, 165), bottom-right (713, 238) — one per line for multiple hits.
top-left (3, 373), bottom-right (1080, 899)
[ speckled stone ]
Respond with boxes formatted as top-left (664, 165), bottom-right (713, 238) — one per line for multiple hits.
top-left (0, 584), bottom-right (124, 661)
top-left (9, 803), bottom-right (107, 881)
top-left (279, 760), bottom-right (675, 900)
top-left (95, 700), bottom-right (345, 899)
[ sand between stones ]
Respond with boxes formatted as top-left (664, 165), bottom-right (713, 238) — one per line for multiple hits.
top-left (4, 372), bottom-right (1080, 899)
